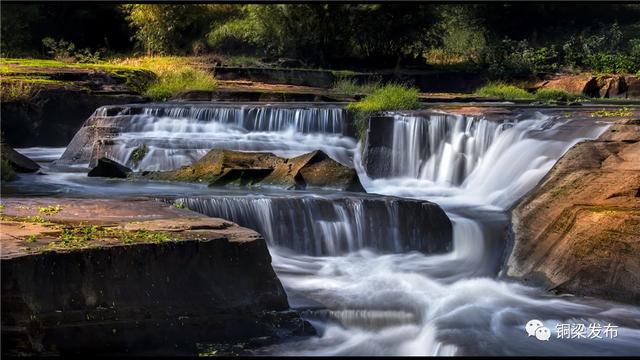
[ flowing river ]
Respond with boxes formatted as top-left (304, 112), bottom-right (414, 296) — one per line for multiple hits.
top-left (7, 104), bottom-right (640, 355)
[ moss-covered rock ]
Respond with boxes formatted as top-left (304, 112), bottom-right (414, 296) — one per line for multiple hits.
top-left (143, 149), bottom-right (364, 192)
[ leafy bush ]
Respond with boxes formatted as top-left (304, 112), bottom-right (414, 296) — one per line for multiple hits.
top-left (584, 53), bottom-right (637, 74)
top-left (144, 66), bottom-right (217, 100)
top-left (474, 82), bottom-right (534, 100)
top-left (207, 18), bottom-right (263, 53)
top-left (42, 38), bottom-right (102, 63)
top-left (348, 84), bottom-right (420, 139)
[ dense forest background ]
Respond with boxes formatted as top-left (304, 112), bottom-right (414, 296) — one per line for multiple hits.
top-left (2, 3), bottom-right (640, 75)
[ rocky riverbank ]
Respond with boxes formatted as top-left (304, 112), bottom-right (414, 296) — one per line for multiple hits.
top-left (0, 197), bottom-right (313, 355)
top-left (506, 117), bottom-right (640, 304)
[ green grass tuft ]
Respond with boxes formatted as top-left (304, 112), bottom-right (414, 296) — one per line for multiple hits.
top-left (474, 82), bottom-right (534, 100)
top-left (144, 66), bottom-right (217, 101)
top-left (347, 83), bottom-right (421, 140)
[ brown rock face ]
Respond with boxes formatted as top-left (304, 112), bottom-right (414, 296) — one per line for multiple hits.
top-left (0, 197), bottom-right (312, 355)
top-left (506, 120), bottom-right (640, 304)
top-left (144, 149), bottom-right (364, 191)
top-left (538, 75), bottom-right (599, 97)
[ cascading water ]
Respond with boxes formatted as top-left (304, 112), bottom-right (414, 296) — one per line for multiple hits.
top-left (256, 111), bottom-right (640, 356)
top-left (12, 105), bottom-right (640, 356)
top-left (390, 113), bottom-right (508, 185)
top-left (176, 194), bottom-right (451, 256)
top-left (88, 104), bottom-right (357, 171)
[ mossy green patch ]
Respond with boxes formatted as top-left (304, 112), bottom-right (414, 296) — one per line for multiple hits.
top-left (590, 107), bottom-right (634, 118)
top-left (129, 144), bottom-right (149, 165)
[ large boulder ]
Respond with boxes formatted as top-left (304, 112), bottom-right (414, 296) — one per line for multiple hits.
top-left (144, 149), bottom-right (364, 192)
top-left (535, 75), bottom-right (599, 97)
top-left (624, 75), bottom-right (640, 98)
top-left (596, 75), bottom-right (627, 98)
top-left (88, 157), bottom-right (132, 178)
top-left (506, 118), bottom-right (640, 304)
top-left (0, 197), bottom-right (313, 355)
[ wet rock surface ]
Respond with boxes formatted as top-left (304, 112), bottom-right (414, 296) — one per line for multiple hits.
top-left (144, 149), bottom-right (364, 191)
top-left (507, 118), bottom-right (640, 304)
top-left (88, 157), bottom-right (132, 178)
top-left (0, 197), bottom-right (313, 355)
top-left (1, 143), bottom-right (40, 173)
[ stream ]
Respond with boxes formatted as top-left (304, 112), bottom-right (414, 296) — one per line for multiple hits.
top-left (7, 104), bottom-right (640, 355)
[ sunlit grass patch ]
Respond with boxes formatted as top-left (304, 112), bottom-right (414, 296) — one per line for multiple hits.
top-left (474, 82), bottom-right (534, 100)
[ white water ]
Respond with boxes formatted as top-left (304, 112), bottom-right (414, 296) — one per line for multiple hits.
top-left (258, 112), bottom-right (640, 355)
top-left (9, 109), bottom-right (640, 355)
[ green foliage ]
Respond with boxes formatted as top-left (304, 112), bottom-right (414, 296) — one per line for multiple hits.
top-left (51, 224), bottom-right (173, 249)
top-left (0, 81), bottom-right (38, 102)
top-left (348, 84), bottom-right (420, 139)
top-left (122, 4), bottom-right (231, 55)
top-left (534, 88), bottom-right (572, 102)
top-left (40, 38), bottom-right (102, 63)
top-left (38, 205), bottom-right (62, 215)
top-left (1, 158), bottom-right (16, 181)
top-left (590, 107), bottom-right (634, 118)
top-left (474, 82), bottom-right (534, 100)
top-left (207, 17), bottom-right (263, 53)
top-left (144, 66), bottom-right (217, 101)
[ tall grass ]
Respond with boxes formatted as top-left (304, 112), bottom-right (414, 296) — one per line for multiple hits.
top-left (144, 67), bottom-right (217, 100)
top-left (110, 56), bottom-right (217, 100)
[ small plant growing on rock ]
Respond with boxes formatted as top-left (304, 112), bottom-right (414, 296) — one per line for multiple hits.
top-left (348, 83), bottom-right (421, 140)
top-left (38, 205), bottom-right (62, 215)
top-left (590, 107), bottom-right (634, 118)
top-left (129, 144), bottom-right (149, 165)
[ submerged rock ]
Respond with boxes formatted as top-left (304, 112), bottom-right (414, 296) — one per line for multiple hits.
top-left (144, 149), bottom-right (364, 192)
top-left (0, 197), bottom-right (313, 355)
top-left (506, 118), bottom-right (640, 304)
top-left (88, 157), bottom-right (132, 178)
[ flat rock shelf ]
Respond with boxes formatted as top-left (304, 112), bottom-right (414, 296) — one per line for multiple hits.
top-left (0, 197), bottom-right (313, 356)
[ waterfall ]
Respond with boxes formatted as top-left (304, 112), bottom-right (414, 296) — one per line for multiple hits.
top-left (366, 112), bottom-right (609, 209)
top-left (389, 113), bottom-right (514, 185)
top-left (176, 194), bottom-right (452, 256)
top-left (72, 104), bottom-right (357, 171)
